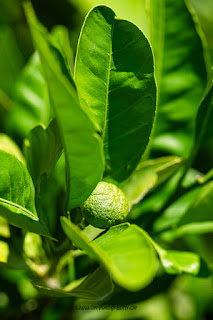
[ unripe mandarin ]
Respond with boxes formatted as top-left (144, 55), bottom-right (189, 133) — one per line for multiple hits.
top-left (80, 181), bottom-right (129, 229)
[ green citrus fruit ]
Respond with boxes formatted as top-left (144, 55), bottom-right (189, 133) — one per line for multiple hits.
top-left (80, 181), bottom-right (129, 229)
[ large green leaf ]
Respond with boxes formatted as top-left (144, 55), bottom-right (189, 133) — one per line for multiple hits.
top-left (122, 156), bottom-right (183, 207)
top-left (25, 118), bottom-right (63, 190)
top-left (0, 150), bottom-right (52, 238)
top-left (6, 52), bottom-right (50, 141)
top-left (148, 0), bottom-right (209, 156)
top-left (75, 5), bottom-right (156, 184)
top-left (34, 266), bottom-right (113, 300)
top-left (25, 3), bottom-right (104, 209)
top-left (61, 217), bottom-right (158, 291)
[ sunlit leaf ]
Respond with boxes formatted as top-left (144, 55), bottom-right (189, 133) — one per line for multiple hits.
top-left (122, 156), bottom-right (183, 207)
top-left (0, 150), bottom-right (53, 238)
top-left (75, 5), bottom-right (156, 184)
top-left (153, 242), bottom-right (208, 276)
top-left (61, 217), bottom-right (158, 291)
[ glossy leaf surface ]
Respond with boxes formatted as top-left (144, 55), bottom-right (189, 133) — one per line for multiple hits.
top-left (157, 248), bottom-right (201, 276)
top-left (75, 6), bottom-right (156, 184)
top-left (150, 238), bottom-right (208, 276)
top-left (0, 150), bottom-right (52, 238)
top-left (61, 217), bottom-right (158, 291)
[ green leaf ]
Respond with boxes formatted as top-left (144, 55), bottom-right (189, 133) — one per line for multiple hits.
top-left (33, 154), bottom-right (66, 234)
top-left (61, 217), bottom-right (158, 291)
top-left (75, 5), bottom-right (156, 184)
top-left (0, 133), bottom-right (25, 164)
top-left (0, 150), bottom-right (53, 238)
top-left (129, 169), bottom-right (183, 223)
top-left (145, 236), bottom-right (209, 277)
top-left (156, 248), bottom-right (202, 276)
top-left (0, 24), bottom-right (23, 96)
top-left (194, 77), bottom-right (213, 155)
top-left (153, 186), bottom-right (201, 232)
top-left (152, 132), bottom-right (193, 157)
top-left (151, 241), bottom-right (201, 275)
top-left (161, 222), bottom-right (213, 243)
top-left (122, 156), bottom-right (183, 206)
top-left (24, 118), bottom-right (63, 190)
top-left (148, 0), bottom-right (209, 156)
top-left (159, 181), bottom-right (213, 241)
top-left (25, 2), bottom-right (104, 209)
top-left (178, 181), bottom-right (213, 227)
top-left (34, 266), bottom-right (113, 300)
top-left (50, 25), bottom-right (75, 73)
top-left (6, 52), bottom-right (50, 141)
top-left (6, 25), bottom-right (75, 142)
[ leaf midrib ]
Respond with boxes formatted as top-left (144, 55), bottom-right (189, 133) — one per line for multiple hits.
top-left (0, 197), bottom-right (38, 221)
top-left (102, 20), bottom-right (114, 142)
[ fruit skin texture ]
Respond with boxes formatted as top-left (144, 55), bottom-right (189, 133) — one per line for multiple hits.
top-left (80, 181), bottom-right (129, 229)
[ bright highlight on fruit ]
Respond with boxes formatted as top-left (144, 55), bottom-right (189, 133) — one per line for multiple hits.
top-left (80, 181), bottom-right (129, 229)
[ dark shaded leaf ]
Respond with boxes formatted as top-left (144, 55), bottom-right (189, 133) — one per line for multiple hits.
top-left (25, 118), bottom-right (63, 190)
top-left (34, 266), bottom-right (113, 300)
